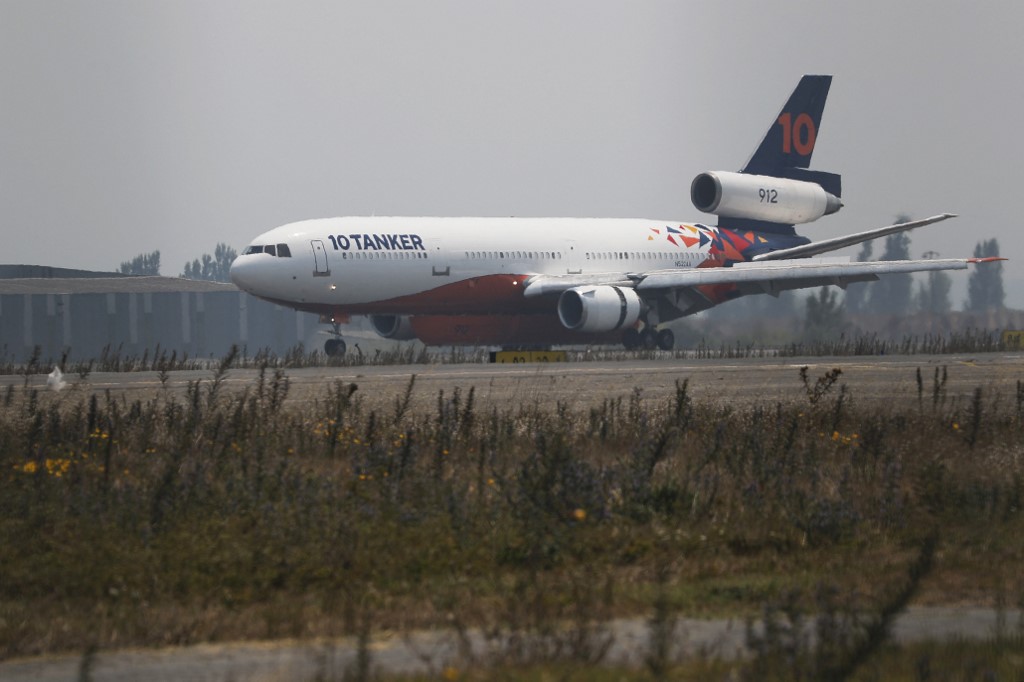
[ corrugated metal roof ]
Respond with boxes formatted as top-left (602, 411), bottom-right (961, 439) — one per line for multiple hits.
top-left (0, 264), bottom-right (126, 279)
top-left (0, 277), bottom-right (240, 295)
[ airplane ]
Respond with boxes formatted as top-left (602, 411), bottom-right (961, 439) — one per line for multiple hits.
top-left (230, 75), bottom-right (1003, 356)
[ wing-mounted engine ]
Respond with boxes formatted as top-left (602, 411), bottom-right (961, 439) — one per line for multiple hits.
top-left (557, 285), bottom-right (642, 332)
top-left (369, 314), bottom-right (417, 340)
top-left (691, 171), bottom-right (842, 225)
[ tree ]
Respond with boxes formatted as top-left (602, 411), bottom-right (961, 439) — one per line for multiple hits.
top-left (182, 243), bottom-right (237, 282)
top-left (119, 250), bottom-right (161, 276)
top-left (843, 240), bottom-right (873, 315)
top-left (916, 250), bottom-right (952, 315)
top-left (805, 286), bottom-right (846, 340)
top-left (965, 239), bottom-right (1005, 310)
top-left (866, 216), bottom-right (913, 315)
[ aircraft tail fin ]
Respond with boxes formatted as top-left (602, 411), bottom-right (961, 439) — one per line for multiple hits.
top-left (743, 75), bottom-right (832, 175)
top-left (719, 75), bottom-right (840, 235)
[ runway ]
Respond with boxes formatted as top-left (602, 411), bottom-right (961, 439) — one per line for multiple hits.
top-left (5, 352), bottom-right (1023, 413)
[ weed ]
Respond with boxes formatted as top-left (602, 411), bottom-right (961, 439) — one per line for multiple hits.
top-left (966, 387), bottom-right (984, 449)
top-left (645, 566), bottom-right (678, 681)
top-left (207, 344), bottom-right (239, 405)
top-left (0, 327), bottom-right (1018, 378)
top-left (916, 366), bottom-right (923, 410)
top-left (1, 366), bottom-right (1021, 672)
top-left (76, 360), bottom-right (94, 382)
top-left (21, 345), bottom-right (40, 387)
top-left (933, 365), bottom-right (948, 410)
top-left (742, 534), bottom-right (936, 681)
top-left (393, 374), bottom-right (417, 423)
top-left (799, 366), bottom-right (843, 405)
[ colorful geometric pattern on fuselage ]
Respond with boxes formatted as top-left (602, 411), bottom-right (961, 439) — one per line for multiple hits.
top-left (650, 225), bottom-right (778, 266)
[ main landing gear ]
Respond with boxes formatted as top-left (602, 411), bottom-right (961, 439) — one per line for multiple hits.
top-left (622, 326), bottom-right (674, 351)
top-left (323, 321), bottom-right (347, 357)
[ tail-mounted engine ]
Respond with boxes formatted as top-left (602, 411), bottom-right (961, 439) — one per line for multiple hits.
top-left (691, 171), bottom-right (842, 225)
top-left (557, 285), bottom-right (642, 333)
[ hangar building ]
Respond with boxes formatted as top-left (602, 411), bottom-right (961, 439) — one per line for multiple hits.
top-left (0, 265), bottom-right (320, 364)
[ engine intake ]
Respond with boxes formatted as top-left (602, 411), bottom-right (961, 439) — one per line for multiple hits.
top-left (558, 285), bottom-right (642, 333)
top-left (369, 314), bottom-right (417, 340)
top-left (691, 171), bottom-right (842, 225)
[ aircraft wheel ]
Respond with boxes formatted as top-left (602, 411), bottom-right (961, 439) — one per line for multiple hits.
top-left (324, 338), bottom-right (347, 357)
top-left (656, 328), bottom-right (675, 351)
top-left (640, 328), bottom-right (658, 350)
top-left (622, 328), bottom-right (641, 350)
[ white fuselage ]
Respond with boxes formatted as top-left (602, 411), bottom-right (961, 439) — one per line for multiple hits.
top-left (230, 216), bottom-right (719, 314)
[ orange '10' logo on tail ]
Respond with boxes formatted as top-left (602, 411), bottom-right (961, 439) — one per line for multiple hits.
top-left (777, 112), bottom-right (816, 155)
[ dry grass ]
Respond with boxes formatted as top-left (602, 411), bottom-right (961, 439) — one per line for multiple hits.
top-left (1, 361), bottom-right (1023, 678)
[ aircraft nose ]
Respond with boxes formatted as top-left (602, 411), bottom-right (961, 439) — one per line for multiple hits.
top-left (229, 256), bottom-right (255, 291)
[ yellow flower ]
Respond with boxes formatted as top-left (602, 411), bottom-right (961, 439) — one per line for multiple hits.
top-left (952, 423), bottom-right (960, 430)
top-left (572, 508), bottom-right (587, 522)
top-left (487, 478), bottom-right (495, 486)
top-left (21, 461), bottom-right (38, 474)
top-left (831, 431), bottom-right (840, 441)
top-left (442, 667), bottom-right (460, 681)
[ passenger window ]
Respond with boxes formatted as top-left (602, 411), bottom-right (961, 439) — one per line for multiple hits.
top-left (277, 244), bottom-right (291, 257)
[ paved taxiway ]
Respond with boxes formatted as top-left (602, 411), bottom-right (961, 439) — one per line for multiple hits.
top-left (3, 606), bottom-right (1021, 681)
top-left (6, 352), bottom-right (1023, 412)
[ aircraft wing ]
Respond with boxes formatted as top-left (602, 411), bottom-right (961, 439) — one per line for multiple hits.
top-left (522, 272), bottom-right (635, 297)
top-left (634, 257), bottom-right (997, 294)
top-left (524, 256), bottom-right (1002, 299)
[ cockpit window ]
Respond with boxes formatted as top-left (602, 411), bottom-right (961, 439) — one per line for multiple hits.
top-left (264, 245), bottom-right (277, 256)
top-left (276, 243), bottom-right (291, 257)
top-left (244, 245), bottom-right (263, 255)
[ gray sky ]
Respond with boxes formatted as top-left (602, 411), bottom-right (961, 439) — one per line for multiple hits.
top-left (2, 1), bottom-right (1022, 307)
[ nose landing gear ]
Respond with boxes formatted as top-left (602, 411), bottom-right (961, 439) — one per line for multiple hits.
top-left (323, 320), bottom-right (347, 357)
top-left (324, 338), bottom-right (347, 356)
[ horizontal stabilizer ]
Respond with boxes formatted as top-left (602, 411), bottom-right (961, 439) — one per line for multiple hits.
top-left (751, 214), bottom-right (957, 261)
